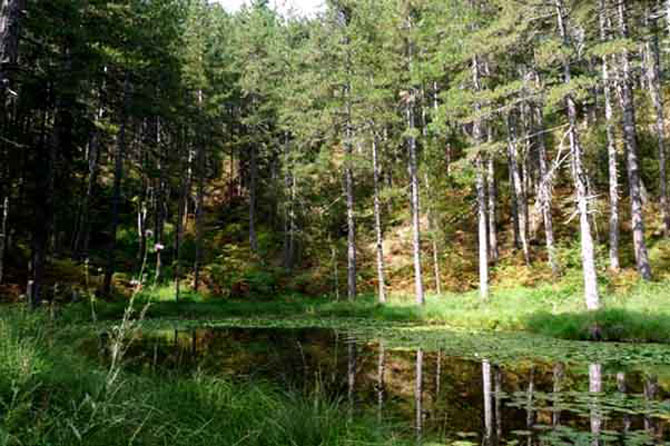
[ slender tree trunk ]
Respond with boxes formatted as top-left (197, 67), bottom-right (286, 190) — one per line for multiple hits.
top-left (645, 3), bottom-right (670, 237)
top-left (372, 134), bottom-right (386, 303)
top-left (155, 118), bottom-right (165, 284)
top-left (345, 142), bottom-right (356, 301)
top-left (555, 0), bottom-right (600, 310)
top-left (507, 112), bottom-right (530, 265)
top-left (618, 1), bottom-right (652, 280)
top-left (343, 74), bottom-right (356, 301)
top-left (249, 144), bottom-right (258, 253)
top-left (533, 104), bottom-right (558, 276)
top-left (175, 140), bottom-right (188, 303)
top-left (407, 21), bottom-right (424, 304)
top-left (599, 0), bottom-right (621, 272)
top-left (476, 154), bottom-right (489, 299)
top-left (282, 135), bottom-right (295, 270)
top-left (408, 103), bottom-right (424, 304)
top-left (509, 153), bottom-right (521, 249)
top-left (0, 0), bottom-right (25, 99)
top-left (473, 56), bottom-right (489, 299)
top-left (0, 195), bottom-right (7, 284)
top-left (103, 73), bottom-right (130, 296)
top-left (487, 153), bottom-right (498, 263)
top-left (73, 84), bottom-right (103, 259)
top-left (193, 115), bottom-right (205, 291)
top-left (424, 172), bottom-right (441, 294)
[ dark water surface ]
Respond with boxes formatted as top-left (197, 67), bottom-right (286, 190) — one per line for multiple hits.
top-left (91, 326), bottom-right (670, 445)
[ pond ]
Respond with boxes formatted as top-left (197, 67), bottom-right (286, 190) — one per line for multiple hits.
top-left (91, 326), bottom-right (670, 445)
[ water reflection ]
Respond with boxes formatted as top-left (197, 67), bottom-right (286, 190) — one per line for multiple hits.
top-left (92, 327), bottom-right (670, 445)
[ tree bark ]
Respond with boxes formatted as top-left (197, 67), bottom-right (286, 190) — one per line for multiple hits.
top-left (533, 103), bottom-right (558, 276)
top-left (487, 149), bottom-right (498, 263)
top-left (0, 0), bottom-right (25, 99)
top-left (645, 3), bottom-right (670, 237)
top-left (555, 0), bottom-right (600, 310)
top-left (507, 112), bottom-right (530, 265)
top-left (408, 101), bottom-right (424, 304)
top-left (154, 117), bottom-right (165, 284)
top-left (193, 110), bottom-right (205, 292)
top-left (599, 0), bottom-right (621, 272)
top-left (473, 55), bottom-right (489, 299)
top-left (617, 1), bottom-right (652, 280)
top-left (372, 134), bottom-right (386, 303)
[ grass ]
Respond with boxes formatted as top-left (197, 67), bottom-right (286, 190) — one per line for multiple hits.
top-left (0, 308), bottom-right (408, 446)
top-left (60, 273), bottom-right (670, 344)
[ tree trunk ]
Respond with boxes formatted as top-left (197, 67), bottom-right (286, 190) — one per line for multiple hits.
top-left (508, 152), bottom-right (521, 249)
top-left (645, 3), bottom-right (670, 237)
top-left (345, 141), bottom-right (356, 301)
top-left (344, 75), bottom-right (356, 301)
top-left (487, 151), bottom-right (498, 264)
top-left (408, 102), bottom-right (424, 304)
top-left (618, 1), bottom-right (652, 280)
top-left (555, 0), bottom-right (600, 310)
top-left (476, 154), bottom-right (489, 299)
top-left (0, 0), bottom-right (25, 98)
top-left (507, 112), bottom-right (530, 265)
top-left (473, 56), bottom-right (489, 299)
top-left (103, 73), bottom-right (130, 296)
top-left (533, 103), bottom-right (558, 276)
top-left (599, 0), bottom-right (621, 272)
top-left (372, 134), bottom-right (386, 303)
top-left (249, 144), bottom-right (258, 253)
top-left (0, 195), bottom-right (7, 283)
top-left (154, 117), bottom-right (165, 284)
top-left (193, 121), bottom-right (205, 292)
top-left (175, 142), bottom-right (187, 303)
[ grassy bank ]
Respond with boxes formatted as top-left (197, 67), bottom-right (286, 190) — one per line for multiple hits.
top-left (0, 309), bottom-right (406, 446)
top-left (62, 274), bottom-right (670, 344)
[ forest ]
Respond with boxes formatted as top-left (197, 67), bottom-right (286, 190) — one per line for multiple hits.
top-left (1, 0), bottom-right (670, 445)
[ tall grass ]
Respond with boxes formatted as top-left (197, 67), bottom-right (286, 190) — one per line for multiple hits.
top-left (0, 308), bottom-right (407, 446)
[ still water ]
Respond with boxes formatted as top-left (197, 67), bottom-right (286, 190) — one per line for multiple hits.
top-left (93, 326), bottom-right (670, 445)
